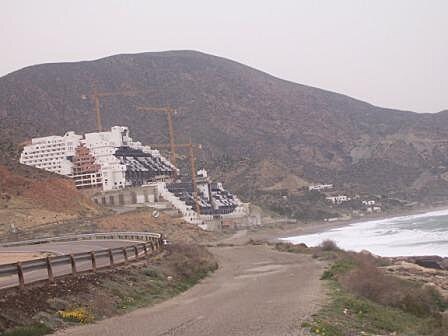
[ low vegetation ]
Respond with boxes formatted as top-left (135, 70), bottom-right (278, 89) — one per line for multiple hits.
top-left (254, 189), bottom-right (339, 221)
top-left (0, 244), bottom-right (217, 335)
top-left (57, 308), bottom-right (94, 324)
top-left (0, 324), bottom-right (51, 336)
top-left (276, 241), bottom-right (448, 336)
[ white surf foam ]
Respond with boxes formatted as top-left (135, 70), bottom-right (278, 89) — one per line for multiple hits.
top-left (281, 209), bottom-right (448, 257)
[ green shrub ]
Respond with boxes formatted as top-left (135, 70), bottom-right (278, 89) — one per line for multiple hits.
top-left (310, 249), bottom-right (448, 335)
top-left (321, 258), bottom-right (357, 280)
top-left (340, 257), bottom-right (447, 318)
top-left (319, 240), bottom-right (340, 251)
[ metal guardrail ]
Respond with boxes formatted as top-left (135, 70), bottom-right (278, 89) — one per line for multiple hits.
top-left (0, 231), bottom-right (162, 247)
top-left (0, 232), bottom-right (164, 290)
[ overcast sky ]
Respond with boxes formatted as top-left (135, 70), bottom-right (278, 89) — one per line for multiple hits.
top-left (1, 0), bottom-right (447, 113)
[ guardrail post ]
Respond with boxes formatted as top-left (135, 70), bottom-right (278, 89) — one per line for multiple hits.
top-left (46, 257), bottom-right (54, 283)
top-left (143, 244), bottom-right (150, 265)
top-left (1, 232), bottom-right (164, 289)
top-left (17, 262), bottom-right (25, 290)
top-left (108, 249), bottom-right (114, 266)
top-left (122, 248), bottom-right (128, 264)
top-left (69, 255), bottom-right (77, 276)
top-left (90, 251), bottom-right (97, 272)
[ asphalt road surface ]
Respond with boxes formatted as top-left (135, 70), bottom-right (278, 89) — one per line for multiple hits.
top-left (55, 245), bottom-right (325, 336)
top-left (0, 240), bottom-right (138, 256)
top-left (0, 240), bottom-right (139, 289)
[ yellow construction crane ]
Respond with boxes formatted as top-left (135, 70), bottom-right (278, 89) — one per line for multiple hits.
top-left (149, 141), bottom-right (202, 215)
top-left (83, 85), bottom-right (144, 132)
top-left (137, 106), bottom-right (177, 166)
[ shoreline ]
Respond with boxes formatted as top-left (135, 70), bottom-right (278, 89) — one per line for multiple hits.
top-left (223, 203), bottom-right (448, 259)
top-left (276, 202), bottom-right (448, 240)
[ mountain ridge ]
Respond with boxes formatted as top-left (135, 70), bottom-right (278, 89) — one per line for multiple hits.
top-left (1, 50), bottom-right (448, 212)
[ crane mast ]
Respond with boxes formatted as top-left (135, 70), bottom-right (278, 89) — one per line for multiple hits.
top-left (137, 106), bottom-right (177, 167)
top-left (82, 87), bottom-right (203, 216)
top-left (84, 85), bottom-right (144, 132)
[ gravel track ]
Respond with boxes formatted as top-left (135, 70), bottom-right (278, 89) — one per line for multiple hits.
top-left (55, 244), bottom-right (324, 336)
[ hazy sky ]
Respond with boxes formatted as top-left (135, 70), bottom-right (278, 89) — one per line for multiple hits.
top-left (1, 0), bottom-right (447, 113)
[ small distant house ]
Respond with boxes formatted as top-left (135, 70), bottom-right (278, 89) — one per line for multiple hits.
top-left (366, 206), bottom-right (382, 213)
top-left (326, 195), bottom-right (350, 204)
top-left (308, 184), bottom-right (334, 191)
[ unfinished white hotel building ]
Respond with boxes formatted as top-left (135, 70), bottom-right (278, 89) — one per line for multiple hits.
top-left (20, 126), bottom-right (177, 191)
top-left (20, 126), bottom-right (249, 227)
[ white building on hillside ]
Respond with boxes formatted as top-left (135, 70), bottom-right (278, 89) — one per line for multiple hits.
top-left (308, 184), bottom-right (334, 191)
top-left (82, 127), bottom-right (132, 190)
top-left (367, 206), bottom-right (382, 213)
top-left (20, 126), bottom-right (177, 191)
top-left (326, 195), bottom-right (351, 205)
top-left (19, 131), bottom-right (82, 175)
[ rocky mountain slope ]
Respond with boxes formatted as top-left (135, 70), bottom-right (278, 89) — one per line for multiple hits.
top-left (1, 50), bottom-right (448, 209)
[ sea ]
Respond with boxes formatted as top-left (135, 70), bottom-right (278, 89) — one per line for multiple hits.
top-left (282, 209), bottom-right (448, 257)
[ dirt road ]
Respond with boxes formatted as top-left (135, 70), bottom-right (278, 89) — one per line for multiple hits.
top-left (55, 244), bottom-right (324, 336)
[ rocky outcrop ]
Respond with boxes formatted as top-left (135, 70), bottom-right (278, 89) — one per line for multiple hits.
top-left (385, 260), bottom-right (448, 299)
top-left (393, 256), bottom-right (448, 271)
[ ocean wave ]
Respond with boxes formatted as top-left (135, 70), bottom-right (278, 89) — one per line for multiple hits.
top-left (282, 209), bottom-right (448, 257)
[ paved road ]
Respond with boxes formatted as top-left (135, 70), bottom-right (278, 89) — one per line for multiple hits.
top-left (0, 240), bottom-right (140, 289)
top-left (55, 245), bottom-right (325, 336)
top-left (0, 240), bottom-right (138, 256)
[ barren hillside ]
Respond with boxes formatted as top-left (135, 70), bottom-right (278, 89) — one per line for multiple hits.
top-left (1, 50), bottom-right (448, 213)
top-left (0, 158), bottom-right (100, 234)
